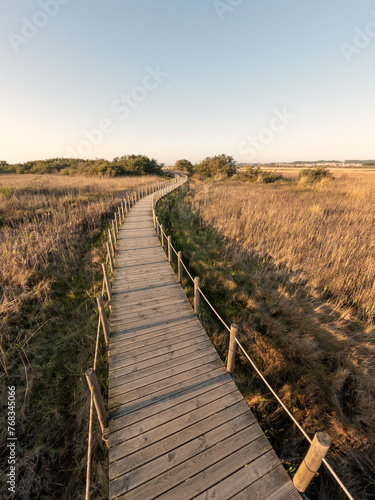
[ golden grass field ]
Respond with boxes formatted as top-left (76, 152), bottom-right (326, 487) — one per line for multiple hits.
top-left (157, 170), bottom-right (375, 498)
top-left (0, 174), bottom-right (160, 499)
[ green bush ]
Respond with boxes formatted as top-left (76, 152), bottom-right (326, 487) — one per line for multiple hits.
top-left (296, 167), bottom-right (333, 185)
top-left (235, 166), bottom-right (282, 183)
top-left (193, 154), bottom-right (237, 179)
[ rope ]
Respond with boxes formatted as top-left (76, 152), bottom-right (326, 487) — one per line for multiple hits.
top-left (321, 459), bottom-right (355, 500)
top-left (180, 259), bottom-right (194, 283)
top-left (235, 339), bottom-right (354, 499)
top-left (235, 339), bottom-right (312, 443)
top-left (170, 243), bottom-right (178, 256)
top-left (85, 220), bottom-right (112, 499)
top-left (197, 287), bottom-right (231, 332)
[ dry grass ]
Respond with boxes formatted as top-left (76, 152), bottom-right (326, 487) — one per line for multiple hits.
top-left (0, 174), bottom-right (159, 499)
top-left (157, 173), bottom-right (375, 499)
top-left (196, 172), bottom-right (375, 325)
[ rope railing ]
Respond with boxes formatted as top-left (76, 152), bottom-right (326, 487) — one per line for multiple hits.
top-left (153, 187), bottom-right (355, 500)
top-left (84, 178), bottom-right (174, 499)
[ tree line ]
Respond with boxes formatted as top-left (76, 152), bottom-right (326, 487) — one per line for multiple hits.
top-left (0, 155), bottom-right (165, 176)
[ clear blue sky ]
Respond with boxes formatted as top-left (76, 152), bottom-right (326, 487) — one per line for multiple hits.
top-left (1, 0), bottom-right (375, 165)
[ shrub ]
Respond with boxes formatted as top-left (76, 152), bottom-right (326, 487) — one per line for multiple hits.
top-left (174, 159), bottom-right (193, 173)
top-left (296, 167), bottom-right (333, 185)
top-left (193, 154), bottom-right (237, 179)
top-left (235, 166), bottom-right (282, 183)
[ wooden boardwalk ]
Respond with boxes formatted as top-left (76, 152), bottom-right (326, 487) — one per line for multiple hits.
top-left (108, 188), bottom-right (301, 499)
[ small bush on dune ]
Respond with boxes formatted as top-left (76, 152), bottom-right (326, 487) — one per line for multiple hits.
top-left (234, 166), bottom-right (283, 184)
top-left (297, 167), bottom-right (333, 185)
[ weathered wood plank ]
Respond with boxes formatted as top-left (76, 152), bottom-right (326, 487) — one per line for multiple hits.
top-left (194, 450), bottom-right (280, 499)
top-left (110, 390), bottom-right (246, 466)
top-left (115, 424), bottom-right (264, 499)
top-left (111, 408), bottom-right (257, 498)
top-left (156, 436), bottom-right (273, 499)
top-left (109, 359), bottom-right (221, 411)
top-left (110, 372), bottom-right (232, 432)
top-left (109, 316), bottom-right (199, 343)
top-left (109, 331), bottom-right (210, 369)
top-left (231, 464), bottom-right (302, 500)
top-left (109, 367), bottom-right (229, 420)
top-left (110, 381), bottom-right (235, 447)
top-left (109, 325), bottom-right (209, 357)
top-left (109, 340), bottom-right (216, 386)
top-left (110, 351), bottom-right (219, 398)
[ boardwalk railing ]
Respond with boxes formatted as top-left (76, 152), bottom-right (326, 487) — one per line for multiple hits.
top-left (153, 182), bottom-right (355, 500)
top-left (84, 177), bottom-right (176, 500)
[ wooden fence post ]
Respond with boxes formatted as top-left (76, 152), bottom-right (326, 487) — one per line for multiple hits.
top-left (293, 432), bottom-right (331, 492)
top-left (121, 203), bottom-right (125, 220)
top-left (97, 296), bottom-right (110, 346)
top-left (111, 221), bottom-right (117, 243)
top-left (114, 213), bottom-right (119, 233)
top-left (102, 262), bottom-right (112, 302)
top-left (178, 251), bottom-right (182, 283)
top-left (85, 368), bottom-right (108, 433)
top-left (160, 224), bottom-right (164, 248)
top-left (118, 207), bottom-right (122, 224)
top-left (194, 277), bottom-right (200, 317)
top-left (106, 242), bottom-right (114, 274)
top-left (168, 236), bottom-right (172, 263)
top-left (227, 324), bottom-right (238, 374)
top-left (108, 229), bottom-right (115, 259)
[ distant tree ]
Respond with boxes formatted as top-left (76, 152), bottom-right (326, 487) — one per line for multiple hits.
top-left (193, 154), bottom-right (237, 178)
top-left (174, 159), bottom-right (193, 173)
top-left (113, 155), bottom-right (162, 175)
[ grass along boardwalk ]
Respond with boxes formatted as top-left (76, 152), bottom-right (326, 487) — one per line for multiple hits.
top-left (107, 185), bottom-right (301, 499)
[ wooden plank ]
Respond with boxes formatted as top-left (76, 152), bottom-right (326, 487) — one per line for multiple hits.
top-left (109, 331), bottom-right (209, 369)
top-left (110, 297), bottom-right (189, 319)
top-left (110, 312), bottom-right (195, 338)
top-left (114, 423), bottom-right (264, 499)
top-left (110, 380), bottom-right (235, 446)
top-left (110, 350), bottom-right (219, 398)
top-left (110, 290), bottom-right (180, 307)
top-left (110, 372), bottom-right (232, 432)
top-left (110, 407), bottom-right (257, 498)
top-left (109, 325), bottom-right (204, 355)
top-left (194, 450), bottom-right (281, 499)
top-left (110, 303), bottom-right (193, 326)
top-left (231, 464), bottom-right (302, 500)
top-left (109, 316), bottom-right (199, 344)
top-left (110, 390), bottom-right (246, 465)
top-left (109, 359), bottom-right (221, 411)
top-left (109, 367), bottom-right (229, 420)
top-left (160, 437), bottom-right (273, 500)
top-left (109, 339), bottom-right (216, 386)
top-left (109, 326), bottom-right (209, 358)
